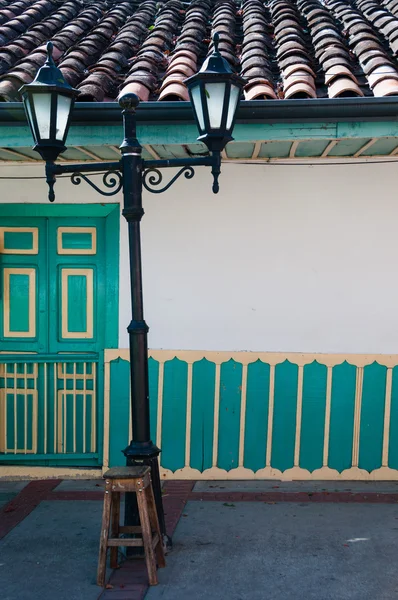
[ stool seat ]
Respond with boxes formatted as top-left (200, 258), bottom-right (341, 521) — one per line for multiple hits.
top-left (103, 466), bottom-right (150, 479)
top-left (97, 466), bottom-right (165, 587)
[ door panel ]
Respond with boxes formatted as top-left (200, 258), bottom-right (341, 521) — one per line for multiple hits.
top-left (57, 226), bottom-right (96, 254)
top-left (61, 268), bottom-right (94, 339)
top-left (4, 268), bottom-right (36, 338)
top-left (0, 227), bottom-right (38, 254)
top-left (48, 218), bottom-right (105, 354)
top-left (0, 219), bottom-right (47, 353)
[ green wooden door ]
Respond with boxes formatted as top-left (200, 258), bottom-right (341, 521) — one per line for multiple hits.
top-left (0, 209), bottom-right (118, 466)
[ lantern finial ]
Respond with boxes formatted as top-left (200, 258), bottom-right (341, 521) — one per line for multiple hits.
top-left (213, 32), bottom-right (220, 54)
top-left (46, 41), bottom-right (55, 66)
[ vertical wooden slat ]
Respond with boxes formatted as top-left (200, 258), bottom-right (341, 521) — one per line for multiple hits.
top-left (156, 362), bottom-right (165, 449)
top-left (23, 363), bottom-right (27, 453)
top-left (184, 363), bottom-right (193, 468)
top-left (3, 365), bottom-right (7, 453)
top-left (54, 362), bottom-right (57, 453)
top-left (32, 366), bottom-right (37, 453)
top-left (42, 363), bottom-right (48, 454)
top-left (13, 363), bottom-right (17, 454)
top-left (323, 366), bottom-right (333, 467)
top-left (103, 360), bottom-right (110, 468)
top-left (352, 367), bottom-right (363, 467)
top-left (212, 363), bottom-right (221, 467)
top-left (73, 362), bottom-right (77, 453)
top-left (293, 366), bottom-right (304, 467)
top-left (91, 362), bottom-right (96, 452)
top-left (83, 362), bottom-right (86, 454)
top-left (382, 368), bottom-right (393, 467)
top-left (265, 365), bottom-right (275, 467)
top-left (63, 362), bottom-right (67, 453)
top-left (238, 364), bottom-right (248, 467)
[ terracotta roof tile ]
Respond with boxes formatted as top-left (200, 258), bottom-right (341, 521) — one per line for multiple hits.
top-left (0, 0), bottom-right (397, 102)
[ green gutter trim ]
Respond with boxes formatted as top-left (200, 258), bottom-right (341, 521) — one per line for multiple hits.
top-left (1, 97), bottom-right (398, 127)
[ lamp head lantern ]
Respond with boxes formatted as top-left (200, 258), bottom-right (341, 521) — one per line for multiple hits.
top-left (185, 32), bottom-right (245, 153)
top-left (19, 41), bottom-right (79, 162)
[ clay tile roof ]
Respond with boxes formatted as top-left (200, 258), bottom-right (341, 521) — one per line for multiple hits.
top-left (1, 0), bottom-right (398, 102)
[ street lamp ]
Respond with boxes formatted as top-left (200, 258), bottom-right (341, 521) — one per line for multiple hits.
top-left (20, 35), bottom-right (244, 546)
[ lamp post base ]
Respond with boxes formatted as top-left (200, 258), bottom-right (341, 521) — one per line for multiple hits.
top-left (123, 440), bottom-right (171, 552)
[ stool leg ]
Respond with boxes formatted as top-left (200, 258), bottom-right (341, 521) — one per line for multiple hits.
top-left (136, 488), bottom-right (158, 585)
top-left (110, 492), bottom-right (120, 569)
top-left (97, 482), bottom-right (113, 587)
top-left (146, 484), bottom-right (166, 568)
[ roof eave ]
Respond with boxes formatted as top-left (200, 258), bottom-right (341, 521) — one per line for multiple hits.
top-left (0, 97), bottom-right (398, 127)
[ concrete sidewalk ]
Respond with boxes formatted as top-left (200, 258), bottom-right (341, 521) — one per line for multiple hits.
top-left (2, 479), bottom-right (398, 600)
top-left (1, 499), bottom-right (103, 600)
top-left (147, 501), bottom-right (398, 600)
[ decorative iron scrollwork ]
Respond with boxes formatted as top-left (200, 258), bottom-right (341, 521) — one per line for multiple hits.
top-left (71, 170), bottom-right (123, 196)
top-left (143, 166), bottom-right (195, 194)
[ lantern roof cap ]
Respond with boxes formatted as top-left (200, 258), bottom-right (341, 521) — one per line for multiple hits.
top-left (198, 33), bottom-right (234, 76)
top-left (20, 42), bottom-right (78, 96)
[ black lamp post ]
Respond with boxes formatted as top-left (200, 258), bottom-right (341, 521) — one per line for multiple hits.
top-left (20, 35), bottom-right (244, 545)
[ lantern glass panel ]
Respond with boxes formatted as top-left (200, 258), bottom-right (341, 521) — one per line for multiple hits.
top-left (32, 92), bottom-right (52, 140)
top-left (204, 82), bottom-right (226, 129)
top-left (191, 84), bottom-right (205, 131)
top-left (23, 95), bottom-right (35, 139)
top-left (226, 84), bottom-right (240, 130)
top-left (56, 93), bottom-right (72, 141)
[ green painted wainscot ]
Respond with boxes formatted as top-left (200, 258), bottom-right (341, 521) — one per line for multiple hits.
top-left (104, 350), bottom-right (398, 480)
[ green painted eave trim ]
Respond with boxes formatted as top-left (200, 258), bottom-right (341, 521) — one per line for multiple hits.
top-left (2, 120), bottom-right (398, 148)
top-left (1, 98), bottom-right (398, 148)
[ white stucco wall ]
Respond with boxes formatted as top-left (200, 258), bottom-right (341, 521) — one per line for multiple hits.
top-left (2, 160), bottom-right (398, 353)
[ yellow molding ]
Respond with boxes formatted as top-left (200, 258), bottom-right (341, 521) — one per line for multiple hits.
top-left (57, 227), bottom-right (97, 255)
top-left (0, 227), bottom-right (38, 254)
top-left (106, 348), bottom-right (398, 368)
top-left (61, 268), bottom-right (94, 339)
top-left (238, 364), bottom-right (248, 468)
top-left (212, 363), bottom-right (221, 468)
top-left (265, 365), bottom-right (275, 467)
top-left (103, 360), bottom-right (111, 469)
top-left (158, 465), bottom-right (398, 481)
top-left (184, 363), bottom-right (193, 468)
top-left (352, 368), bottom-right (363, 467)
top-left (382, 368), bottom-right (393, 467)
top-left (3, 268), bottom-right (36, 337)
top-left (155, 362), bottom-right (164, 450)
top-left (294, 365), bottom-right (304, 467)
top-left (323, 367), bottom-right (333, 467)
top-left (0, 467), bottom-right (102, 480)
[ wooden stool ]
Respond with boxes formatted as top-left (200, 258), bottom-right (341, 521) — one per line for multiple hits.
top-left (97, 466), bottom-right (166, 587)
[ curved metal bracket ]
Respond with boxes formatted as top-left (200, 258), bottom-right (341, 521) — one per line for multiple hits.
top-left (71, 170), bottom-right (123, 196)
top-left (143, 166), bottom-right (195, 194)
